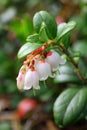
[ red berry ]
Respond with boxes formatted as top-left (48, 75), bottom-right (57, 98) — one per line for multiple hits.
top-left (17, 98), bottom-right (37, 119)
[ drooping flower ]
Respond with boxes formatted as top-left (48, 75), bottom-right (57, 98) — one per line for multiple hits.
top-left (35, 60), bottom-right (52, 81)
top-left (24, 69), bottom-right (40, 90)
top-left (46, 51), bottom-right (66, 71)
top-left (16, 65), bottom-right (27, 89)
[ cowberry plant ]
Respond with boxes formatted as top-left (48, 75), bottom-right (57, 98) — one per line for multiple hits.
top-left (16, 11), bottom-right (87, 128)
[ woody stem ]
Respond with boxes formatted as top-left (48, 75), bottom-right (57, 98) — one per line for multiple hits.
top-left (59, 44), bottom-right (86, 83)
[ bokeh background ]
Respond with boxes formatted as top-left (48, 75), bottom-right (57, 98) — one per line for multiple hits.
top-left (0, 0), bottom-right (87, 130)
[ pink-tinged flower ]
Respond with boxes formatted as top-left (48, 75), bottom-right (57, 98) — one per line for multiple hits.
top-left (16, 65), bottom-right (27, 89)
top-left (24, 69), bottom-right (40, 90)
top-left (35, 60), bottom-right (52, 81)
top-left (16, 70), bottom-right (26, 90)
top-left (46, 51), bottom-right (66, 71)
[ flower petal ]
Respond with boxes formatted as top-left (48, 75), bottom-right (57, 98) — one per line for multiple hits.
top-left (24, 85), bottom-right (32, 90)
top-left (16, 71), bottom-right (25, 89)
top-left (46, 51), bottom-right (66, 71)
top-left (59, 58), bottom-right (66, 64)
top-left (35, 60), bottom-right (52, 81)
top-left (24, 69), bottom-right (40, 90)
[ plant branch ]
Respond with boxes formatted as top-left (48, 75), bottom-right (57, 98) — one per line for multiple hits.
top-left (59, 43), bottom-right (86, 83)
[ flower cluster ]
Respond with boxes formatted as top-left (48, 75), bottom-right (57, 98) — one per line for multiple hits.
top-left (17, 45), bottom-right (66, 90)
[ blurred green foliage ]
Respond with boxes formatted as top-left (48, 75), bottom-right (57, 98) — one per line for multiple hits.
top-left (0, 0), bottom-right (61, 109)
top-left (0, 122), bottom-right (12, 130)
top-left (0, 0), bottom-right (87, 129)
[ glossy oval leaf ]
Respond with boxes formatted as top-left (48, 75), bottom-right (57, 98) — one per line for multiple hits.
top-left (53, 87), bottom-right (87, 128)
top-left (53, 87), bottom-right (79, 128)
top-left (54, 63), bottom-right (79, 83)
top-left (39, 22), bottom-right (49, 42)
top-left (60, 32), bottom-right (70, 48)
top-left (17, 42), bottom-right (42, 59)
top-left (72, 40), bottom-right (87, 57)
top-left (33, 10), bottom-right (57, 39)
top-left (26, 34), bottom-right (39, 43)
top-left (63, 88), bottom-right (87, 126)
top-left (56, 21), bottom-right (76, 41)
top-left (54, 74), bottom-right (79, 83)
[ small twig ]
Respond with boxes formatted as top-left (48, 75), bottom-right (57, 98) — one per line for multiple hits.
top-left (59, 44), bottom-right (86, 83)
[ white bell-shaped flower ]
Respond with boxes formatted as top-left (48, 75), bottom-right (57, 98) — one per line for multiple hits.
top-left (16, 65), bottom-right (27, 89)
top-left (16, 70), bottom-right (26, 90)
top-left (46, 51), bottom-right (66, 71)
top-left (35, 60), bottom-right (52, 81)
top-left (24, 69), bottom-right (40, 90)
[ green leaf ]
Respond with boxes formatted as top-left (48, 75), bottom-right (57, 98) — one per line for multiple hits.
top-left (72, 40), bottom-right (87, 57)
top-left (39, 22), bottom-right (49, 42)
top-left (53, 87), bottom-right (79, 128)
top-left (54, 63), bottom-right (79, 83)
top-left (17, 42), bottom-right (42, 59)
top-left (63, 88), bottom-right (87, 126)
top-left (53, 87), bottom-right (87, 128)
top-left (26, 23), bottom-right (49, 43)
top-left (60, 33), bottom-right (70, 48)
top-left (54, 74), bottom-right (79, 83)
top-left (26, 34), bottom-right (39, 43)
top-left (56, 21), bottom-right (76, 41)
top-left (33, 10), bottom-right (57, 39)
